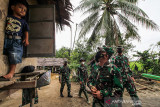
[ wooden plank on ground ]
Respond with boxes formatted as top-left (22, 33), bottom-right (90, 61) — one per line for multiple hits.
top-left (1, 81), bottom-right (37, 90)
top-left (14, 70), bottom-right (46, 77)
top-left (135, 82), bottom-right (155, 92)
top-left (0, 81), bottom-right (14, 88)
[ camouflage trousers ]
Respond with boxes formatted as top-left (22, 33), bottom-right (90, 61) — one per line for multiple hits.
top-left (79, 82), bottom-right (89, 101)
top-left (92, 98), bottom-right (104, 107)
top-left (92, 97), bottom-right (120, 107)
top-left (121, 78), bottom-right (141, 107)
top-left (60, 79), bottom-right (71, 93)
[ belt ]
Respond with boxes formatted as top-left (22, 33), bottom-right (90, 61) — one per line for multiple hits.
top-left (6, 35), bottom-right (22, 39)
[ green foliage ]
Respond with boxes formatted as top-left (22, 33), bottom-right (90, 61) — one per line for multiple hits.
top-left (70, 40), bottom-right (95, 70)
top-left (133, 49), bottom-right (160, 75)
top-left (55, 40), bottom-right (96, 70)
top-left (75, 0), bottom-right (159, 47)
top-left (55, 47), bottom-right (71, 60)
top-left (134, 50), bottom-right (152, 73)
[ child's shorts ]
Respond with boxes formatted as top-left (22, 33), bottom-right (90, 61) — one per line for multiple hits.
top-left (3, 38), bottom-right (23, 64)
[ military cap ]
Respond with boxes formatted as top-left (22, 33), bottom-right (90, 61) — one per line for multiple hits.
top-left (102, 45), bottom-right (114, 57)
top-left (95, 45), bottom-right (114, 62)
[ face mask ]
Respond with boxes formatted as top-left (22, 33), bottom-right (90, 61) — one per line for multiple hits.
top-left (100, 54), bottom-right (105, 58)
top-left (81, 62), bottom-right (85, 65)
top-left (117, 49), bottom-right (122, 54)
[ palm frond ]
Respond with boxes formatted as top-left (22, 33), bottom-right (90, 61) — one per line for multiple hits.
top-left (124, 0), bottom-right (138, 3)
top-left (78, 11), bottom-right (100, 39)
top-left (87, 10), bottom-right (109, 46)
top-left (76, 0), bottom-right (158, 48)
top-left (87, 16), bottom-right (104, 46)
top-left (74, 0), bottom-right (100, 12)
top-left (81, 3), bottom-right (101, 16)
top-left (121, 9), bottom-right (159, 30)
top-left (116, 11), bottom-right (140, 40)
top-left (116, 0), bottom-right (148, 17)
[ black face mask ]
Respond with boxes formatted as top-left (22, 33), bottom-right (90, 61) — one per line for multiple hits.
top-left (117, 49), bottom-right (122, 54)
top-left (64, 63), bottom-right (67, 66)
top-left (95, 51), bottom-right (106, 62)
top-left (100, 54), bottom-right (105, 58)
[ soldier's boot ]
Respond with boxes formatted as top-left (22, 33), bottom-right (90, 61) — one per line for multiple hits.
top-left (60, 93), bottom-right (64, 97)
top-left (78, 89), bottom-right (82, 98)
top-left (84, 90), bottom-right (90, 104)
top-left (132, 97), bottom-right (142, 107)
top-left (60, 91), bottom-right (64, 97)
top-left (68, 92), bottom-right (73, 98)
top-left (133, 100), bottom-right (142, 107)
top-left (133, 99), bottom-right (142, 107)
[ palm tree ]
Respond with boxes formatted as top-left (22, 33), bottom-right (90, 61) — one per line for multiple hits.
top-left (75, 0), bottom-right (159, 46)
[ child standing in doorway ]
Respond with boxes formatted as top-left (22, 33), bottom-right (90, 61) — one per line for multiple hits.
top-left (2, 0), bottom-right (29, 79)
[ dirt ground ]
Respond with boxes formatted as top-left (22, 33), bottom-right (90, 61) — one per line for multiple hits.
top-left (0, 74), bottom-right (160, 107)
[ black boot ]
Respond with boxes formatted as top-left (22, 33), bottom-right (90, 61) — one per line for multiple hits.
top-left (68, 92), bottom-right (72, 98)
top-left (60, 92), bottom-right (64, 97)
top-left (78, 90), bottom-right (82, 98)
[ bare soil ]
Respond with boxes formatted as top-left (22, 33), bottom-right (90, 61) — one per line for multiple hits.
top-left (0, 74), bottom-right (160, 107)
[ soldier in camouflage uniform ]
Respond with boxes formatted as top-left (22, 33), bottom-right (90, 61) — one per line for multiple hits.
top-left (77, 58), bottom-right (90, 103)
top-left (111, 46), bottom-right (141, 107)
top-left (88, 46), bottom-right (123, 107)
top-left (59, 61), bottom-right (72, 97)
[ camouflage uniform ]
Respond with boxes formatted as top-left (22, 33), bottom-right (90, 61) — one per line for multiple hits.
top-left (112, 55), bottom-right (141, 106)
top-left (59, 65), bottom-right (71, 96)
top-left (88, 46), bottom-right (123, 107)
top-left (77, 64), bottom-right (89, 101)
top-left (88, 63), bottom-right (99, 89)
top-left (88, 63), bottom-right (123, 107)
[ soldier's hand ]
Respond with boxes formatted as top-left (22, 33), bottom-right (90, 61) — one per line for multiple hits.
top-left (93, 90), bottom-right (102, 100)
top-left (91, 86), bottom-right (97, 93)
top-left (131, 77), bottom-right (135, 82)
top-left (80, 81), bottom-right (82, 84)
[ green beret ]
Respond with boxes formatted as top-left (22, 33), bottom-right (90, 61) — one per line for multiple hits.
top-left (102, 45), bottom-right (114, 57)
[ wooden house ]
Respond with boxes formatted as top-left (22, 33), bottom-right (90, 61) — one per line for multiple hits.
top-left (37, 58), bottom-right (67, 73)
top-left (0, 0), bottom-right (72, 100)
top-left (0, 0), bottom-right (72, 76)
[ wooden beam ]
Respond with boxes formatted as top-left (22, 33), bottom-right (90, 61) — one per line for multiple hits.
top-left (14, 70), bottom-right (46, 77)
top-left (0, 81), bottom-right (14, 88)
top-left (26, 74), bottom-right (39, 81)
top-left (0, 81), bottom-right (37, 90)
